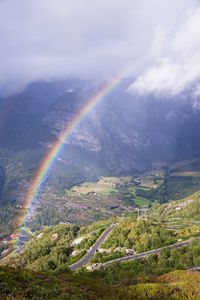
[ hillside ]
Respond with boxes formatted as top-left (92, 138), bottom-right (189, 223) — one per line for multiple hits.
top-left (2, 186), bottom-right (200, 298)
top-left (2, 213), bottom-right (200, 299)
top-left (2, 79), bottom-right (200, 240)
top-left (4, 188), bottom-right (200, 272)
top-left (1, 267), bottom-right (200, 299)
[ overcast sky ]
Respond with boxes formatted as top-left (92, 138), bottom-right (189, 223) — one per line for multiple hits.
top-left (0, 0), bottom-right (199, 95)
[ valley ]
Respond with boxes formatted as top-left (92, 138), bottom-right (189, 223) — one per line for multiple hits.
top-left (1, 78), bottom-right (200, 246)
top-left (2, 151), bottom-right (200, 299)
top-left (0, 77), bottom-right (200, 300)
top-left (2, 1), bottom-right (200, 298)
top-left (2, 156), bottom-right (200, 259)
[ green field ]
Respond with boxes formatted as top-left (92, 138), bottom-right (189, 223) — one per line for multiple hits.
top-left (167, 158), bottom-right (200, 200)
top-left (133, 197), bottom-right (150, 206)
top-left (66, 174), bottom-right (162, 207)
top-left (67, 176), bottom-right (133, 195)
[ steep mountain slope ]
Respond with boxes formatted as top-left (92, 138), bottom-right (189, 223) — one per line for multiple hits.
top-left (1, 78), bottom-right (200, 238)
top-left (40, 84), bottom-right (200, 176)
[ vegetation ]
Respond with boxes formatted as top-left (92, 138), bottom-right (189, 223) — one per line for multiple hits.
top-left (167, 176), bottom-right (200, 200)
top-left (0, 242), bottom-right (9, 259)
top-left (91, 251), bottom-right (126, 264)
top-left (2, 266), bottom-right (200, 299)
top-left (2, 157), bottom-right (200, 298)
top-left (0, 266), bottom-right (121, 299)
top-left (6, 222), bottom-right (113, 272)
top-left (83, 240), bottom-right (200, 285)
top-left (0, 203), bottom-right (17, 239)
top-left (101, 218), bottom-right (176, 252)
top-left (3, 185), bottom-right (200, 298)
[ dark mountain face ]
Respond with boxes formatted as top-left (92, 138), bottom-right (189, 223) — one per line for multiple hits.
top-left (0, 79), bottom-right (83, 147)
top-left (0, 78), bottom-right (200, 204)
top-left (40, 83), bottom-right (200, 175)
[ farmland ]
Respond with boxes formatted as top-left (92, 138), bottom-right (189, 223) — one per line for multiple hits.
top-left (67, 176), bottom-right (132, 195)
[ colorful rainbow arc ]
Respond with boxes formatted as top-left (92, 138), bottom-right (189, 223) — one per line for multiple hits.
top-left (13, 73), bottom-right (126, 254)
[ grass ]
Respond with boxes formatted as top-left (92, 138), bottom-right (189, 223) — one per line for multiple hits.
top-left (170, 157), bottom-right (200, 170)
top-left (133, 197), bottom-right (150, 206)
top-left (66, 175), bottom-right (160, 210)
top-left (171, 171), bottom-right (200, 177)
top-left (136, 186), bottom-right (151, 191)
top-left (128, 187), bottom-right (151, 194)
top-left (68, 176), bottom-right (132, 195)
top-left (140, 181), bottom-right (159, 189)
top-left (100, 188), bottom-right (117, 195)
top-left (0, 266), bottom-right (120, 299)
top-left (2, 266), bottom-right (200, 299)
top-left (167, 176), bottom-right (200, 200)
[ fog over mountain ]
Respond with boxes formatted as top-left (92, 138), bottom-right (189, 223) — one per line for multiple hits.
top-left (130, 7), bottom-right (200, 99)
top-left (0, 0), bottom-right (200, 207)
top-left (0, 0), bottom-right (200, 96)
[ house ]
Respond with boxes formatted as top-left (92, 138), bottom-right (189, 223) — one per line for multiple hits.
top-left (25, 218), bottom-right (31, 222)
top-left (175, 206), bottom-right (182, 211)
top-left (97, 248), bottom-right (112, 254)
top-left (86, 263), bottom-right (101, 271)
top-left (3, 236), bottom-right (11, 243)
top-left (10, 233), bottom-right (18, 239)
top-left (36, 233), bottom-right (43, 239)
top-left (16, 205), bottom-right (23, 209)
top-left (126, 249), bottom-right (136, 255)
top-left (2, 248), bottom-right (9, 256)
top-left (114, 247), bottom-right (125, 252)
top-left (51, 233), bottom-right (59, 241)
top-left (71, 250), bottom-right (81, 256)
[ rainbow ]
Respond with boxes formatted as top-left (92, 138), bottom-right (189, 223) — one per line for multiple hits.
top-left (13, 73), bottom-right (126, 254)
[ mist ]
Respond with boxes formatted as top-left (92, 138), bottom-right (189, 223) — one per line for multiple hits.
top-left (0, 0), bottom-right (199, 95)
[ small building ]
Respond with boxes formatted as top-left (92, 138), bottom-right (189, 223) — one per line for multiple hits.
top-left (98, 248), bottom-right (112, 254)
top-left (114, 247), bottom-right (125, 252)
top-left (25, 218), bottom-right (31, 222)
top-left (71, 250), bottom-right (81, 256)
top-left (86, 263), bottom-right (101, 271)
top-left (126, 249), bottom-right (135, 255)
top-left (16, 205), bottom-right (23, 209)
top-left (3, 236), bottom-right (11, 243)
top-left (36, 233), bottom-right (43, 239)
top-left (51, 233), bottom-right (59, 241)
top-left (10, 233), bottom-right (18, 239)
top-left (175, 206), bottom-right (182, 211)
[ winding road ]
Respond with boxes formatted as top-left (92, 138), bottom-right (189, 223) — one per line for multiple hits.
top-left (69, 222), bottom-right (200, 271)
top-left (69, 223), bottom-right (117, 271)
top-left (161, 206), bottom-right (172, 216)
top-left (101, 237), bottom-right (200, 269)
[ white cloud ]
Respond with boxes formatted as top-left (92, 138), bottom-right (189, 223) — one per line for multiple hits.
top-left (129, 7), bottom-right (200, 97)
top-left (0, 0), bottom-right (198, 94)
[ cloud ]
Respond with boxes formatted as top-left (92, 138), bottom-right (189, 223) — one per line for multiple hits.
top-left (0, 0), bottom-right (198, 95)
top-left (129, 6), bottom-right (200, 97)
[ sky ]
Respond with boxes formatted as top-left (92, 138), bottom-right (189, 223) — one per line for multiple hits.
top-left (0, 0), bottom-right (200, 96)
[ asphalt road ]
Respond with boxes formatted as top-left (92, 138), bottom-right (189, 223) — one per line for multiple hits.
top-left (187, 267), bottom-right (200, 271)
top-left (102, 238), bottom-right (199, 269)
top-left (69, 223), bottom-right (117, 271)
top-left (161, 206), bottom-right (172, 216)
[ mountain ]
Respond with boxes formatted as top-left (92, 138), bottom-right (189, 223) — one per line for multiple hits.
top-left (1, 78), bottom-right (200, 238)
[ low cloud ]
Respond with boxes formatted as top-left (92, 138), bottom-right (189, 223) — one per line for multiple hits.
top-left (129, 8), bottom-right (200, 98)
top-left (0, 0), bottom-right (198, 95)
